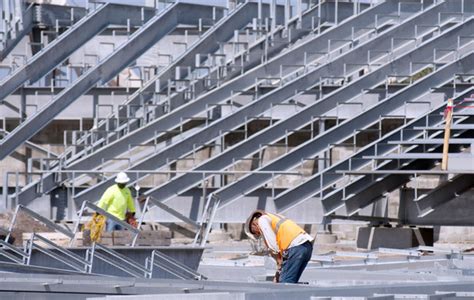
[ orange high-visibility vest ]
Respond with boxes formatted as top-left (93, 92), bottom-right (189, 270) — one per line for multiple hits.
top-left (267, 213), bottom-right (305, 252)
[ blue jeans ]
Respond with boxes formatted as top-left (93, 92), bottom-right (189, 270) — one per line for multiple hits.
top-left (106, 219), bottom-right (124, 232)
top-left (279, 241), bottom-right (313, 283)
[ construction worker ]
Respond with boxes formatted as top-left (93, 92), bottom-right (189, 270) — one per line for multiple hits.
top-left (97, 172), bottom-right (136, 231)
top-left (245, 210), bottom-right (313, 283)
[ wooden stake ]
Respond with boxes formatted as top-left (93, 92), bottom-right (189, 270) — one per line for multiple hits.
top-left (441, 98), bottom-right (454, 170)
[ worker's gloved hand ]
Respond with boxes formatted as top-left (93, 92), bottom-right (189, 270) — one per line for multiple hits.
top-left (125, 212), bottom-right (138, 228)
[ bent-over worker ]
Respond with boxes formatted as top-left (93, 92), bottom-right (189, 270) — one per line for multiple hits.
top-left (97, 172), bottom-right (136, 231)
top-left (245, 210), bottom-right (313, 283)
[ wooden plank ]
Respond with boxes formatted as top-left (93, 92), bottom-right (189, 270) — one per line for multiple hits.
top-left (82, 230), bottom-right (172, 246)
top-left (22, 232), bottom-right (83, 247)
top-left (442, 98), bottom-right (453, 170)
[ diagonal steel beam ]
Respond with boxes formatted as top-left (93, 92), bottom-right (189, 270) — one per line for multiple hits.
top-left (274, 93), bottom-right (473, 216)
top-left (66, 0), bottom-right (337, 163)
top-left (0, 3), bottom-right (155, 103)
top-left (64, 0), bottom-right (401, 171)
top-left (66, 1), bottom-right (262, 161)
top-left (131, 17), bottom-right (474, 206)
top-left (337, 127), bottom-right (470, 216)
top-left (323, 118), bottom-right (474, 216)
top-left (72, 0), bottom-right (439, 203)
top-left (341, 157), bottom-right (438, 216)
top-left (212, 51), bottom-right (474, 210)
top-left (274, 89), bottom-right (474, 214)
top-left (416, 174), bottom-right (473, 217)
top-left (0, 3), bottom-right (222, 162)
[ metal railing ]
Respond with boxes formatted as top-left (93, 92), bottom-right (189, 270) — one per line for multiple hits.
top-left (147, 249), bottom-right (207, 280)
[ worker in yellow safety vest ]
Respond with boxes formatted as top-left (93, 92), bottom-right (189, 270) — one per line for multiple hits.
top-left (97, 172), bottom-right (136, 231)
top-left (245, 210), bottom-right (313, 283)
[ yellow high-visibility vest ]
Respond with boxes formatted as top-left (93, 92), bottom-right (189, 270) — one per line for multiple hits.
top-left (267, 213), bottom-right (305, 252)
top-left (97, 184), bottom-right (136, 220)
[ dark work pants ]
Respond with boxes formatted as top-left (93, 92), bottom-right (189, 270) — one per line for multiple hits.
top-left (279, 241), bottom-right (313, 283)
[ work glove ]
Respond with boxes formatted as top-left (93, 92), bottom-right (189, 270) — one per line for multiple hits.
top-left (125, 212), bottom-right (138, 228)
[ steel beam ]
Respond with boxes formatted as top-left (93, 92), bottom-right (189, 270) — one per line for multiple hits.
top-left (72, 0), bottom-right (341, 157)
top-left (275, 95), bottom-right (474, 215)
top-left (273, 89), bottom-right (474, 213)
top-left (322, 127), bottom-right (473, 217)
top-left (89, 1), bottom-right (260, 146)
top-left (400, 186), bottom-right (474, 226)
top-left (0, 3), bottom-right (34, 61)
top-left (415, 124), bottom-right (474, 130)
top-left (11, 86), bottom-right (138, 96)
top-left (140, 17), bottom-right (474, 205)
top-left (64, 0), bottom-right (401, 171)
top-left (72, 1), bottom-right (448, 204)
top-left (214, 52), bottom-right (474, 210)
top-left (322, 120), bottom-right (473, 215)
top-left (415, 174), bottom-right (473, 217)
top-left (388, 138), bottom-right (474, 145)
top-left (0, 2), bottom-right (221, 161)
top-left (123, 19), bottom-right (471, 205)
top-left (0, 3), bottom-right (156, 103)
top-left (341, 158), bottom-right (437, 216)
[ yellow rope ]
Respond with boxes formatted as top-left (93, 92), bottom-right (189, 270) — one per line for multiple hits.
top-left (85, 213), bottom-right (106, 242)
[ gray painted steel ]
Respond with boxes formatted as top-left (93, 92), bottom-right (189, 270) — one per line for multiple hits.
top-left (65, 1), bottom-right (263, 162)
top-left (139, 16), bottom-right (474, 207)
top-left (213, 51), bottom-right (474, 212)
top-left (294, 96), bottom-right (473, 218)
top-left (73, 0), bottom-right (437, 204)
top-left (274, 89), bottom-right (474, 216)
top-left (414, 174), bottom-right (473, 217)
top-left (0, 3), bottom-right (154, 103)
top-left (63, 0), bottom-right (399, 172)
top-left (0, 3), bottom-right (34, 61)
top-left (64, 1), bottom-right (332, 162)
top-left (10, 0), bottom-right (400, 206)
top-left (0, 271), bottom-right (472, 299)
top-left (400, 186), bottom-right (474, 225)
top-left (0, 2), bottom-right (220, 161)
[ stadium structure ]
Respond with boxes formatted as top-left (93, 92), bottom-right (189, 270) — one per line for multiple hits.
top-left (0, 0), bottom-right (474, 299)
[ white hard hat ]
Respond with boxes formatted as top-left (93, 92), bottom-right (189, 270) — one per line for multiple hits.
top-left (115, 172), bottom-right (130, 184)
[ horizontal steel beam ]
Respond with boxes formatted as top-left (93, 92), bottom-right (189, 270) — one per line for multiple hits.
top-left (65, 0), bottom-right (400, 171)
top-left (414, 124), bottom-right (474, 130)
top-left (363, 153), bottom-right (470, 159)
top-left (73, 0), bottom-right (444, 204)
top-left (141, 17), bottom-right (474, 206)
top-left (0, 3), bottom-right (222, 162)
top-left (0, 3), bottom-right (156, 103)
top-left (272, 88), bottom-right (474, 213)
top-left (387, 138), bottom-right (474, 144)
top-left (217, 51), bottom-right (474, 211)
top-left (323, 115), bottom-right (473, 216)
top-left (11, 86), bottom-right (138, 96)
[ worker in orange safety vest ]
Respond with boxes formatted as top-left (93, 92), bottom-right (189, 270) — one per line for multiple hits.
top-left (245, 210), bottom-right (313, 283)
